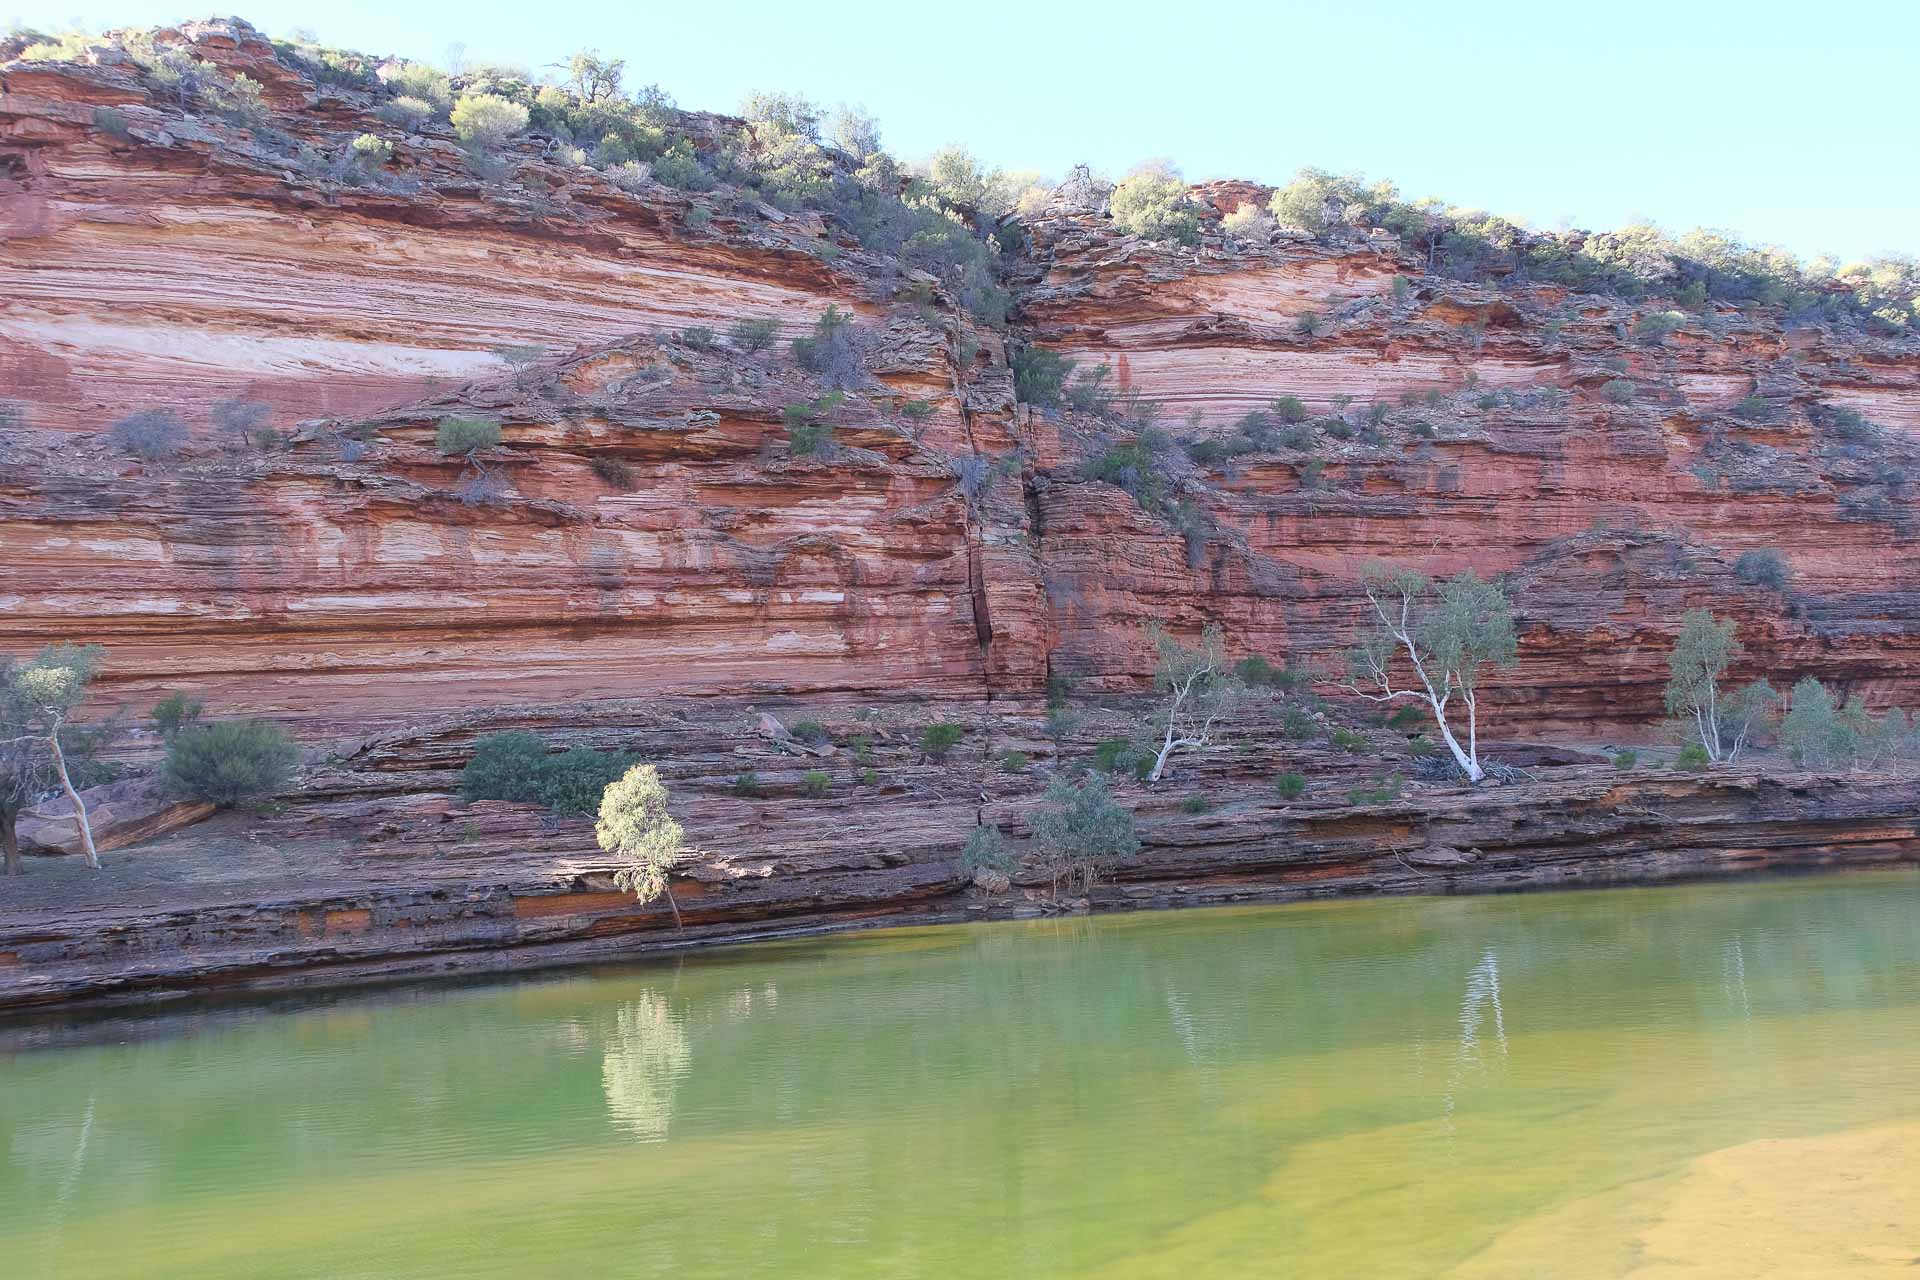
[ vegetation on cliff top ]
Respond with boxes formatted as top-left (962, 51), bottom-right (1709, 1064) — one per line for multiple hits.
top-left (7, 18), bottom-right (1916, 335)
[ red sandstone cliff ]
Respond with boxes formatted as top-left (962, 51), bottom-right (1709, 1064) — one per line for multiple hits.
top-left (4, 16), bottom-right (1920, 749)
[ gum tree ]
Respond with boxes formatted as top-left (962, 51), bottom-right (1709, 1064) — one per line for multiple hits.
top-left (596, 764), bottom-right (686, 927)
top-left (1333, 567), bottom-right (1516, 783)
top-left (1144, 623), bottom-right (1250, 782)
top-left (1664, 609), bottom-right (1777, 762)
top-left (3, 645), bottom-right (106, 870)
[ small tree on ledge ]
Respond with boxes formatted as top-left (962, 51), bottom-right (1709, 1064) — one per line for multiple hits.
top-left (1330, 566), bottom-right (1516, 783)
top-left (1144, 623), bottom-right (1250, 783)
top-left (596, 764), bottom-right (687, 928)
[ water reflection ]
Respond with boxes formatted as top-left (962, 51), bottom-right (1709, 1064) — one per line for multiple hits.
top-left (600, 991), bottom-right (691, 1142)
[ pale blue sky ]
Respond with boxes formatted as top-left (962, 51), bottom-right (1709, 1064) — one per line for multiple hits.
top-left (11, 0), bottom-right (1915, 262)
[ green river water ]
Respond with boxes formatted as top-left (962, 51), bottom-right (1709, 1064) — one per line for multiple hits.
top-left (5, 869), bottom-right (1920, 1278)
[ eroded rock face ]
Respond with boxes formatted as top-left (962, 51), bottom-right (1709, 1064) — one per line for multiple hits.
top-left (3, 19), bottom-right (1919, 753)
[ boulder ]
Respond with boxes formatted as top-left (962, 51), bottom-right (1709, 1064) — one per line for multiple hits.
top-left (18, 777), bottom-right (216, 856)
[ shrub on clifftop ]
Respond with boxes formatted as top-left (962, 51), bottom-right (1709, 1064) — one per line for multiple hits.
top-left (450, 93), bottom-right (528, 150)
top-left (1109, 162), bottom-right (1199, 246)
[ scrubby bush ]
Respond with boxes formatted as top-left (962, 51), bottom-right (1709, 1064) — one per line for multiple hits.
top-left (460, 730), bottom-right (549, 803)
top-left (1282, 706), bottom-right (1317, 739)
top-left (961, 824), bottom-right (1019, 878)
top-left (378, 96), bottom-right (434, 130)
top-left (998, 751), bottom-right (1029, 773)
top-left (920, 721), bottom-right (964, 760)
top-left (733, 770), bottom-right (762, 797)
top-left (450, 92), bottom-right (528, 150)
top-left (149, 692), bottom-right (205, 741)
top-left (1029, 773), bottom-right (1139, 895)
top-left (1674, 743), bottom-right (1711, 771)
top-left (802, 769), bottom-right (831, 797)
top-left (1274, 772), bottom-right (1307, 801)
top-left (589, 455), bottom-right (634, 488)
top-left (678, 325), bottom-right (715, 351)
top-left (1272, 396), bottom-right (1309, 424)
top-left (790, 306), bottom-right (863, 389)
top-left (163, 720), bottom-right (299, 808)
top-left (1612, 749), bottom-right (1639, 768)
top-left (350, 133), bottom-right (394, 165)
top-left (1180, 793), bottom-right (1212, 814)
top-left (1733, 394), bottom-right (1771, 421)
top-left (729, 317), bottom-right (779, 354)
top-left (1632, 310), bottom-right (1684, 343)
top-left (1346, 773), bottom-right (1405, 806)
top-left (1013, 345), bottom-right (1074, 409)
top-left (789, 719), bottom-right (828, 744)
top-left (436, 417), bottom-right (501, 456)
top-left (604, 160), bottom-right (650, 191)
top-left (649, 143), bottom-right (714, 192)
top-left (1733, 548), bottom-right (1790, 591)
top-left (1329, 728), bottom-right (1369, 754)
top-left (1109, 161), bottom-right (1199, 246)
top-left (1222, 204), bottom-right (1276, 242)
top-left (536, 747), bottom-right (638, 817)
top-left (109, 409), bottom-right (186, 460)
top-left (1599, 379), bottom-right (1637, 404)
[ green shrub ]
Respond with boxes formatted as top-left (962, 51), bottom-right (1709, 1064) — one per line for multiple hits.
top-left (1274, 772), bottom-right (1307, 801)
top-left (1599, 379), bottom-right (1636, 404)
top-left (1029, 773), bottom-right (1140, 893)
top-left (536, 747), bottom-right (638, 817)
top-left (461, 731), bottom-right (549, 803)
top-left (164, 720), bottom-right (299, 808)
top-left (1346, 773), bottom-right (1404, 806)
top-left (1405, 735), bottom-right (1438, 759)
top-left (1180, 793), bottom-right (1212, 814)
top-left (961, 824), bottom-right (1019, 877)
top-left (1109, 162), bottom-right (1199, 246)
top-left (650, 142), bottom-right (713, 191)
top-left (1282, 707), bottom-right (1317, 740)
top-left (1632, 311), bottom-right (1683, 343)
top-left (733, 770), bottom-right (762, 797)
top-left (802, 769), bottom-right (831, 797)
top-left (1012, 345), bottom-right (1074, 409)
top-left (859, 767), bottom-right (879, 786)
top-left (1329, 728), bottom-right (1369, 754)
top-left (1272, 396), bottom-right (1309, 424)
top-left (1733, 394), bottom-right (1770, 421)
top-left (678, 325), bottom-right (715, 351)
top-left (1612, 749), bottom-right (1639, 768)
top-left (1093, 739), bottom-right (1135, 771)
top-left (1733, 548), bottom-right (1790, 591)
top-left (1296, 310), bottom-right (1325, 337)
top-left (729, 317), bottom-right (779, 354)
top-left (787, 421), bottom-right (829, 456)
top-left (850, 735), bottom-right (875, 765)
top-left (150, 692), bottom-right (205, 741)
top-left (920, 721), bottom-right (964, 760)
top-left (1674, 743), bottom-right (1711, 771)
top-left (900, 399), bottom-right (936, 422)
top-left (350, 133), bottom-right (393, 165)
top-left (450, 92), bottom-right (528, 150)
top-left (436, 417), bottom-right (501, 456)
top-left (781, 720), bottom-right (823, 745)
top-left (998, 750), bottom-right (1029, 773)
top-left (790, 305), bottom-right (862, 389)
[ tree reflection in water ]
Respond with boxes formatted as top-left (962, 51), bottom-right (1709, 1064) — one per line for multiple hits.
top-left (601, 991), bottom-right (692, 1142)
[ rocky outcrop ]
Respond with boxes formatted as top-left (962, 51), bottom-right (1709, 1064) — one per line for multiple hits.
top-left (5, 20), bottom-right (1920, 1013)
top-left (5, 26), bottom-right (1916, 745)
top-left (3, 759), bottom-right (1915, 1011)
